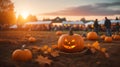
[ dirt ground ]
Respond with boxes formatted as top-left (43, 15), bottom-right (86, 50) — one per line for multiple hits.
top-left (0, 31), bottom-right (120, 67)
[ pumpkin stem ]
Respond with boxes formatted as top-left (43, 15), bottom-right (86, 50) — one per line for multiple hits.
top-left (69, 27), bottom-right (73, 35)
top-left (21, 44), bottom-right (26, 50)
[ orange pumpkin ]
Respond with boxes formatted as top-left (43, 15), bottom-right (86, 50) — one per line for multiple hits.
top-left (104, 36), bottom-right (112, 43)
top-left (56, 31), bottom-right (63, 36)
top-left (28, 37), bottom-right (36, 42)
top-left (113, 35), bottom-right (120, 40)
top-left (58, 29), bottom-right (84, 53)
top-left (12, 45), bottom-right (32, 61)
top-left (100, 35), bottom-right (106, 40)
top-left (87, 31), bottom-right (98, 40)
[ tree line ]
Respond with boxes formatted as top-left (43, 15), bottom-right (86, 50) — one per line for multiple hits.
top-left (0, 0), bottom-right (38, 25)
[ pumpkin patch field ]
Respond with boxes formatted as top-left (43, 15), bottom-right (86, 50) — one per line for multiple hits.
top-left (0, 31), bottom-right (120, 67)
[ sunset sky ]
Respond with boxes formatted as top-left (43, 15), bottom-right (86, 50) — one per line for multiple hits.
top-left (12, 0), bottom-right (120, 21)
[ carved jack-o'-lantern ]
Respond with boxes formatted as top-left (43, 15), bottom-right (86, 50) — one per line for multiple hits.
top-left (58, 28), bottom-right (84, 53)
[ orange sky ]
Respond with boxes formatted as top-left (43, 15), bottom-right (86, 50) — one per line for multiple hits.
top-left (12, 0), bottom-right (120, 21)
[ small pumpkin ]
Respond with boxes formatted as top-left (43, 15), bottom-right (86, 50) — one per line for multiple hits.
top-left (87, 31), bottom-right (98, 40)
top-left (100, 35), bottom-right (106, 40)
top-left (58, 28), bottom-right (84, 53)
top-left (56, 31), bottom-right (63, 36)
top-left (104, 36), bottom-right (112, 43)
top-left (113, 35), bottom-right (120, 40)
top-left (25, 34), bottom-right (31, 38)
top-left (12, 45), bottom-right (32, 61)
top-left (28, 37), bottom-right (36, 42)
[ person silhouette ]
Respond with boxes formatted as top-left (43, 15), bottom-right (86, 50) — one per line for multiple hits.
top-left (93, 19), bottom-right (99, 34)
top-left (115, 22), bottom-right (120, 34)
top-left (104, 17), bottom-right (112, 36)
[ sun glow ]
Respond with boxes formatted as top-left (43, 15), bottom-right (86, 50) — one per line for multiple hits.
top-left (21, 11), bottom-right (29, 19)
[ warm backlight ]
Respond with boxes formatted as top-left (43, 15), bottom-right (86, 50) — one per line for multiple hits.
top-left (21, 11), bottom-right (29, 19)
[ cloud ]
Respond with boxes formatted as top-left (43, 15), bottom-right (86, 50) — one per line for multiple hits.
top-left (42, 2), bottom-right (120, 16)
top-left (96, 2), bottom-right (120, 7)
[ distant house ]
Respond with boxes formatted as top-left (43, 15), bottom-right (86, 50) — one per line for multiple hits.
top-left (52, 17), bottom-right (66, 23)
top-left (51, 17), bottom-right (66, 26)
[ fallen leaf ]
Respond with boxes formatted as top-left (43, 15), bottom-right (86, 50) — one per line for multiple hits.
top-left (51, 45), bottom-right (58, 49)
top-left (41, 45), bottom-right (49, 51)
top-left (92, 41), bottom-right (100, 50)
top-left (35, 55), bottom-right (52, 65)
top-left (90, 48), bottom-right (96, 53)
top-left (50, 51), bottom-right (60, 57)
top-left (47, 48), bottom-right (52, 53)
top-left (96, 61), bottom-right (101, 64)
top-left (86, 44), bottom-right (91, 48)
top-left (100, 48), bottom-right (106, 53)
top-left (32, 46), bottom-right (40, 50)
top-left (44, 45), bottom-right (49, 49)
top-left (44, 51), bottom-right (49, 54)
top-left (104, 53), bottom-right (110, 58)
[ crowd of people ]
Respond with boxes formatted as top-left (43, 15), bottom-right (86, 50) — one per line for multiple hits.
top-left (93, 17), bottom-right (120, 36)
top-left (0, 17), bottom-right (119, 36)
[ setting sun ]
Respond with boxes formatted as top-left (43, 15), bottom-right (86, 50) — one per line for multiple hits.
top-left (21, 11), bottom-right (29, 19)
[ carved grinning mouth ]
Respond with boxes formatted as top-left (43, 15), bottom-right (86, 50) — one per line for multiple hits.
top-left (63, 45), bottom-right (76, 49)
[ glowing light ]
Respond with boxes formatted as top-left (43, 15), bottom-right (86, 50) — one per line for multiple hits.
top-left (21, 11), bottom-right (29, 19)
top-left (72, 39), bottom-right (75, 42)
top-left (64, 45), bottom-right (75, 49)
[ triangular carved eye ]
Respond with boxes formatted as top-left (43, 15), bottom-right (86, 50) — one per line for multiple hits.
top-left (71, 39), bottom-right (75, 42)
top-left (65, 39), bottom-right (68, 42)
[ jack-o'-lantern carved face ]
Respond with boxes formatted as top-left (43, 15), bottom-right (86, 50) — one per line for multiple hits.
top-left (63, 39), bottom-right (76, 49)
top-left (58, 29), bottom-right (84, 53)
